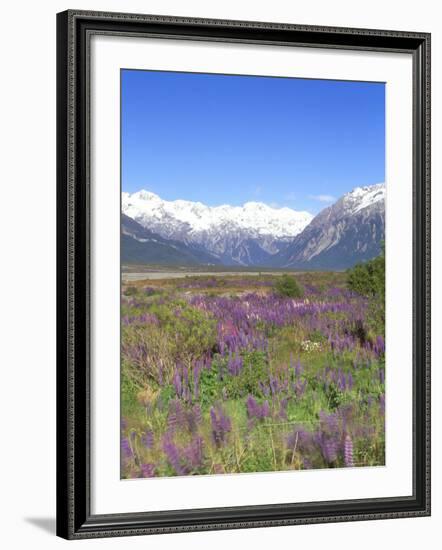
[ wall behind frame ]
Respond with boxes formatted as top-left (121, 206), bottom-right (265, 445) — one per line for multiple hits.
top-left (0, 0), bottom-right (438, 548)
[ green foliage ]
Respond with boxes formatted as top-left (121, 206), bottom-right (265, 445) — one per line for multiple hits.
top-left (199, 363), bottom-right (221, 408)
top-left (226, 351), bottom-right (270, 399)
top-left (124, 286), bottom-right (139, 296)
top-left (346, 244), bottom-right (385, 299)
top-left (198, 351), bottom-right (271, 404)
top-left (121, 370), bottom-right (146, 421)
top-left (347, 245), bottom-right (385, 334)
top-left (324, 382), bottom-right (345, 410)
top-left (274, 274), bottom-right (304, 298)
top-left (149, 299), bottom-right (217, 360)
top-left (158, 384), bottom-right (176, 408)
top-left (309, 329), bottom-right (327, 343)
top-left (240, 447), bottom-right (275, 473)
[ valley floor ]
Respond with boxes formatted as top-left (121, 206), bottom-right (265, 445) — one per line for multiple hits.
top-left (122, 269), bottom-right (309, 282)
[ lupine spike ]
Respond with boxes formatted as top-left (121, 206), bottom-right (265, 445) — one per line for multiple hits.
top-left (344, 434), bottom-right (354, 467)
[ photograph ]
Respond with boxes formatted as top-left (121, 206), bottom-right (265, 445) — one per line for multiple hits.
top-left (120, 69), bottom-right (387, 479)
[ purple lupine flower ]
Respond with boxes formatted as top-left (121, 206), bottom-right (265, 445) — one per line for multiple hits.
top-left (320, 411), bottom-right (339, 434)
top-left (279, 397), bottom-right (289, 420)
top-left (293, 379), bottom-right (307, 398)
top-left (375, 335), bottom-right (385, 356)
top-left (140, 463), bottom-right (156, 477)
top-left (227, 353), bottom-right (243, 376)
top-left (183, 366), bottom-right (190, 398)
top-left (167, 399), bottom-right (185, 432)
top-left (121, 312), bottom-right (159, 326)
top-left (269, 375), bottom-right (279, 396)
top-left (193, 403), bottom-right (202, 424)
top-left (213, 463), bottom-right (224, 474)
top-left (337, 369), bottom-right (346, 391)
top-left (121, 437), bottom-right (133, 459)
top-left (316, 432), bottom-right (339, 464)
top-left (184, 436), bottom-right (204, 469)
top-left (185, 405), bottom-right (202, 434)
top-left (379, 368), bottom-right (385, 385)
top-left (246, 395), bottom-right (271, 424)
top-left (259, 381), bottom-right (270, 397)
top-left (286, 430), bottom-right (299, 450)
top-left (158, 360), bottom-right (164, 386)
top-left (246, 395), bottom-right (260, 418)
top-left (379, 393), bottom-right (386, 415)
top-left (162, 434), bottom-right (188, 475)
top-left (344, 435), bottom-right (354, 467)
top-left (315, 411), bottom-right (343, 464)
top-left (288, 428), bottom-right (315, 456)
top-left (143, 286), bottom-right (157, 296)
top-left (210, 405), bottom-right (232, 447)
top-left (339, 403), bottom-right (354, 435)
top-left (172, 368), bottom-right (182, 398)
top-left (193, 360), bottom-right (201, 400)
top-left (141, 429), bottom-right (154, 449)
top-left (261, 400), bottom-right (270, 418)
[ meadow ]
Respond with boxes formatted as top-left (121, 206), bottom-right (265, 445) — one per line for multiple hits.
top-left (121, 269), bottom-right (385, 478)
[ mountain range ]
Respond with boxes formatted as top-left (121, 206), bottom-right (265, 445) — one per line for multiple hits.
top-left (122, 214), bottom-right (221, 266)
top-left (121, 183), bottom-right (385, 270)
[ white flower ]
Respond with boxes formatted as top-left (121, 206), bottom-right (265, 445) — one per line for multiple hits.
top-left (300, 340), bottom-right (321, 353)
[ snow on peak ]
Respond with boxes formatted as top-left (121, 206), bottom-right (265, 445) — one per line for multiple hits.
top-left (132, 190), bottom-right (161, 202)
top-left (122, 189), bottom-right (313, 240)
top-left (343, 183), bottom-right (385, 215)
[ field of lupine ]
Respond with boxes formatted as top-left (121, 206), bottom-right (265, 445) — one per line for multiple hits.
top-left (121, 271), bottom-right (385, 478)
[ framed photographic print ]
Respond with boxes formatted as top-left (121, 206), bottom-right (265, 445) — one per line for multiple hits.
top-left (56, 10), bottom-right (431, 539)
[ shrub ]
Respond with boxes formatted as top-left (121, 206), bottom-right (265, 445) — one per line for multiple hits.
top-left (199, 362), bottom-right (221, 408)
top-left (149, 299), bottom-right (217, 361)
top-left (274, 274), bottom-right (304, 298)
top-left (346, 244), bottom-right (385, 299)
top-left (309, 329), bottom-right (327, 343)
top-left (347, 244), bottom-right (385, 334)
top-left (124, 285), bottom-right (138, 296)
top-left (224, 351), bottom-right (270, 399)
top-left (121, 326), bottom-right (176, 387)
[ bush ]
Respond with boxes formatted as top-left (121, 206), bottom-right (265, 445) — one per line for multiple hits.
top-left (274, 274), bottom-right (304, 298)
top-left (347, 245), bottom-right (385, 334)
top-left (124, 286), bottom-right (139, 296)
top-left (199, 351), bottom-right (271, 403)
top-left (149, 299), bottom-right (217, 361)
top-left (225, 351), bottom-right (269, 398)
top-left (198, 362), bottom-right (221, 407)
top-left (346, 244), bottom-right (385, 299)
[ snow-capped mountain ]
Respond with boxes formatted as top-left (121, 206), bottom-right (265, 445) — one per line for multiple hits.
top-left (275, 183), bottom-right (385, 269)
top-left (121, 184), bottom-right (385, 269)
top-left (122, 190), bottom-right (313, 266)
top-left (338, 183), bottom-right (385, 215)
top-left (121, 214), bottom-right (221, 266)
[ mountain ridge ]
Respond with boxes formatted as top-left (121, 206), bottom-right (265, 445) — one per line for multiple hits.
top-left (122, 184), bottom-right (385, 269)
top-left (274, 184), bottom-right (385, 269)
top-left (121, 214), bottom-right (221, 266)
top-left (122, 190), bottom-right (313, 265)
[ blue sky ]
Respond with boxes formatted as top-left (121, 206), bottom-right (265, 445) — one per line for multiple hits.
top-left (121, 69), bottom-right (385, 214)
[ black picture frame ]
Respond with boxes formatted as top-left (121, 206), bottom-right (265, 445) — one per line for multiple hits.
top-left (56, 9), bottom-right (431, 540)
